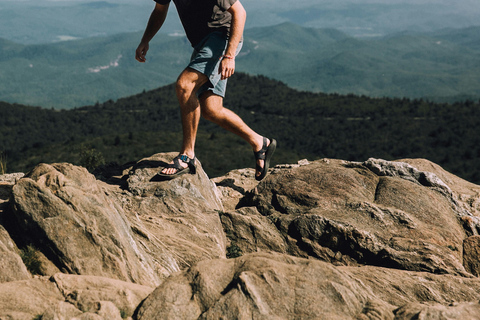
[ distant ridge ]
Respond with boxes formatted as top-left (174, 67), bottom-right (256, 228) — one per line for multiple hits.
top-left (1, 23), bottom-right (480, 108)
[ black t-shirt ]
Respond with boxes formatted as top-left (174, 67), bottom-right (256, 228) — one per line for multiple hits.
top-left (154, 0), bottom-right (237, 47)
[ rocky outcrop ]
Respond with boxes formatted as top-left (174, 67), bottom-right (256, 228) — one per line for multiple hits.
top-left (0, 274), bottom-right (153, 320)
top-left (10, 162), bottom-right (160, 285)
top-left (8, 153), bottom-right (225, 286)
top-left (231, 158), bottom-right (476, 276)
top-left (1, 155), bottom-right (480, 319)
top-left (0, 173), bottom-right (31, 283)
top-left (135, 252), bottom-right (480, 320)
top-left (0, 225), bottom-right (30, 283)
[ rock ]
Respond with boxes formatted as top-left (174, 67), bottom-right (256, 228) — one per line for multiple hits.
top-left (463, 236), bottom-right (480, 277)
top-left (119, 153), bottom-right (227, 276)
top-left (41, 301), bottom-right (83, 320)
top-left (0, 273), bottom-right (153, 320)
top-left (135, 252), bottom-right (480, 320)
top-left (10, 163), bottom-right (160, 286)
top-left (4, 155), bottom-right (480, 319)
top-left (397, 158), bottom-right (480, 232)
top-left (85, 301), bottom-right (123, 320)
top-left (219, 207), bottom-right (288, 257)
top-left (362, 158), bottom-right (451, 193)
top-left (394, 301), bottom-right (480, 320)
top-left (345, 265), bottom-right (480, 307)
top-left (233, 158), bottom-right (469, 275)
top-left (0, 172), bottom-right (23, 227)
top-left (51, 273), bottom-right (153, 317)
top-left (211, 168), bottom-right (257, 211)
top-left (0, 225), bottom-right (30, 283)
top-left (0, 277), bottom-right (64, 320)
top-left (8, 154), bottom-right (226, 286)
top-left (135, 252), bottom-right (372, 320)
top-left (0, 172), bottom-right (25, 186)
top-left (126, 153), bottom-right (222, 210)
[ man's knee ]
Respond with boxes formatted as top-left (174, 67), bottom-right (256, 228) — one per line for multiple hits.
top-left (176, 68), bottom-right (207, 97)
top-left (175, 75), bottom-right (194, 97)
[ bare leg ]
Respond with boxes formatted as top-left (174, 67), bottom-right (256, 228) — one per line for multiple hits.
top-left (161, 68), bottom-right (208, 175)
top-left (199, 91), bottom-right (268, 178)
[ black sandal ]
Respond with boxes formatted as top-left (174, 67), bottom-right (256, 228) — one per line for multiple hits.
top-left (157, 154), bottom-right (196, 180)
top-left (254, 137), bottom-right (277, 181)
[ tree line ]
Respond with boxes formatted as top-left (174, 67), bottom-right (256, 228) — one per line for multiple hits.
top-left (1, 73), bottom-right (480, 183)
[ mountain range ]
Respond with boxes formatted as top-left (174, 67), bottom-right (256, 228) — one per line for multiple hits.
top-left (1, 23), bottom-right (480, 109)
top-left (1, 0), bottom-right (479, 44)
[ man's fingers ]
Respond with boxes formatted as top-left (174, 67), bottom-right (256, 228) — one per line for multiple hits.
top-left (135, 44), bottom-right (149, 63)
top-left (221, 69), bottom-right (233, 80)
top-left (220, 59), bottom-right (235, 80)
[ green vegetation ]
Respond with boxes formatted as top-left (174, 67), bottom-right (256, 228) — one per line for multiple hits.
top-left (20, 245), bottom-right (43, 275)
top-left (226, 243), bottom-right (243, 259)
top-left (1, 73), bottom-right (480, 185)
top-left (80, 146), bottom-right (105, 172)
top-left (0, 151), bottom-right (6, 175)
top-left (120, 309), bottom-right (129, 319)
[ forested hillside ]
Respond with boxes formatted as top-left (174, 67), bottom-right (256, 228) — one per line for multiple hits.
top-left (1, 73), bottom-right (480, 183)
top-left (1, 24), bottom-right (480, 108)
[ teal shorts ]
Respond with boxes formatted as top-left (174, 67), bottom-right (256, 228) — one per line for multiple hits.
top-left (187, 31), bottom-right (242, 98)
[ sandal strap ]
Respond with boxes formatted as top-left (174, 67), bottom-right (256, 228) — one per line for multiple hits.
top-left (253, 137), bottom-right (268, 160)
top-left (165, 154), bottom-right (196, 173)
top-left (178, 154), bottom-right (196, 174)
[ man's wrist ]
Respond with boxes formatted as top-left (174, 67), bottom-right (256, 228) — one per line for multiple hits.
top-left (222, 55), bottom-right (235, 60)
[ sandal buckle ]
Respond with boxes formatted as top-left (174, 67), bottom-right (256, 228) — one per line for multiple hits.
top-left (180, 155), bottom-right (189, 162)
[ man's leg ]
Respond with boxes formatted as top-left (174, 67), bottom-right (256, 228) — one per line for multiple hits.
top-left (199, 91), bottom-right (269, 179)
top-left (161, 68), bottom-right (208, 175)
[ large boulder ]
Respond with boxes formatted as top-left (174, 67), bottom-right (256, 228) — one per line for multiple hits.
top-left (223, 158), bottom-right (475, 275)
top-left (398, 158), bottom-right (480, 222)
top-left (8, 153), bottom-right (226, 286)
top-left (120, 153), bottom-right (226, 278)
top-left (135, 252), bottom-right (480, 320)
top-left (10, 163), bottom-right (160, 285)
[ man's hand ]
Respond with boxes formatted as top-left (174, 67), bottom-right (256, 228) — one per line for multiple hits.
top-left (220, 1), bottom-right (246, 80)
top-left (135, 42), bottom-right (149, 63)
top-left (220, 56), bottom-right (235, 80)
top-left (135, 3), bottom-right (169, 63)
